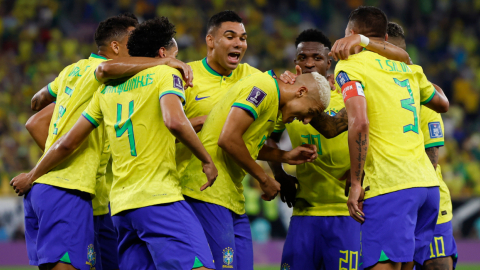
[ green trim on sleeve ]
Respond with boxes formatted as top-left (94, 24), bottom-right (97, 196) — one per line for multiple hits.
top-left (232, 102), bottom-right (258, 120)
top-left (421, 91), bottom-right (436, 105)
top-left (159, 90), bottom-right (186, 106)
top-left (425, 141), bottom-right (444, 149)
top-left (82, 112), bottom-right (100, 128)
top-left (93, 69), bottom-right (99, 82)
top-left (47, 83), bottom-right (57, 98)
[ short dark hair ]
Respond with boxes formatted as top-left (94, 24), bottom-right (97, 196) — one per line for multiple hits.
top-left (207, 10), bottom-right (242, 33)
top-left (387, 22), bottom-right (405, 40)
top-left (295, 29), bottom-right (332, 49)
top-left (127, 17), bottom-right (176, 58)
top-left (94, 13), bottom-right (139, 48)
top-left (348, 6), bottom-right (388, 38)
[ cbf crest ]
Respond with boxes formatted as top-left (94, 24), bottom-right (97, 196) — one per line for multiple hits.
top-left (222, 247), bottom-right (234, 268)
top-left (281, 263), bottom-right (291, 270)
top-left (86, 244), bottom-right (96, 269)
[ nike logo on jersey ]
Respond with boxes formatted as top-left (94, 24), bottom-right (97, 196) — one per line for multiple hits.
top-left (195, 95), bottom-right (210, 101)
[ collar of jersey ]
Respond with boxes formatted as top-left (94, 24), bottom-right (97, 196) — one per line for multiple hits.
top-left (90, 53), bottom-right (108, 60)
top-left (202, 57), bottom-right (233, 77)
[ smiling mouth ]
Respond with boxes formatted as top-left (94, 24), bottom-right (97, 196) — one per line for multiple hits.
top-left (227, 52), bottom-right (241, 63)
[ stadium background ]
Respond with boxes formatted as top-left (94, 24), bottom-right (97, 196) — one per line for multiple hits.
top-left (1, 0), bottom-right (480, 269)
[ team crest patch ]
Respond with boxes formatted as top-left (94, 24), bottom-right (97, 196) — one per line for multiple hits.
top-left (246, 87), bottom-right (267, 107)
top-left (336, 71), bottom-right (350, 87)
top-left (173, 74), bottom-right (184, 91)
top-left (428, 122), bottom-right (443, 138)
top-left (222, 247), bottom-right (234, 268)
top-left (86, 244), bottom-right (96, 269)
top-left (281, 263), bottom-right (291, 270)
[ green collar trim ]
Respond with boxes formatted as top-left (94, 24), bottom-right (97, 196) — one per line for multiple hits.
top-left (274, 78), bottom-right (281, 105)
top-left (90, 53), bottom-right (107, 60)
top-left (202, 57), bottom-right (232, 77)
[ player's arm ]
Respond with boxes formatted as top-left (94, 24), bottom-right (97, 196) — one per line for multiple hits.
top-left (31, 84), bottom-right (56, 111)
top-left (309, 108), bottom-right (348, 138)
top-left (189, 115), bottom-right (208, 133)
top-left (330, 34), bottom-right (410, 64)
top-left (425, 147), bottom-right (439, 169)
top-left (96, 57), bottom-right (193, 88)
top-left (218, 108), bottom-right (280, 201)
top-left (161, 95), bottom-right (217, 190)
top-left (11, 117), bottom-right (96, 196)
top-left (25, 103), bottom-right (55, 151)
top-left (343, 84), bottom-right (368, 223)
top-left (423, 83), bottom-right (449, 113)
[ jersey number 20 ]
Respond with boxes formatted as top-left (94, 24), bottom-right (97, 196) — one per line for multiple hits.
top-left (395, 78), bottom-right (419, 134)
top-left (115, 100), bottom-right (137, 156)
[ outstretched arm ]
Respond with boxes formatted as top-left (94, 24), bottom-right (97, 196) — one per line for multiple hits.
top-left (11, 117), bottom-right (95, 195)
top-left (309, 108), bottom-right (348, 138)
top-left (25, 103), bottom-right (55, 151)
top-left (96, 57), bottom-right (193, 88)
top-left (31, 85), bottom-right (56, 111)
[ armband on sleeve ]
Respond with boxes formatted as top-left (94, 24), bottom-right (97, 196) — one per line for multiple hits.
top-left (341, 81), bottom-right (365, 102)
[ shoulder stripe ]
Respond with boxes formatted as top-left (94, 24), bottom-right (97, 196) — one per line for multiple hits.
top-left (232, 102), bottom-right (258, 120)
top-left (159, 90), bottom-right (186, 106)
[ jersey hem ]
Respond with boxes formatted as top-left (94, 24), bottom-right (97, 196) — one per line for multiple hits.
top-left (93, 208), bottom-right (109, 216)
top-left (232, 102), bottom-right (258, 120)
top-left (33, 181), bottom-right (95, 195)
top-left (182, 189), bottom-right (245, 215)
top-left (111, 196), bottom-right (185, 216)
top-left (82, 112), bottom-right (100, 128)
top-left (159, 90), bottom-right (186, 105)
top-left (364, 183), bottom-right (439, 200)
top-left (421, 91), bottom-right (436, 105)
top-left (436, 216), bottom-right (453, 225)
top-left (425, 141), bottom-right (444, 148)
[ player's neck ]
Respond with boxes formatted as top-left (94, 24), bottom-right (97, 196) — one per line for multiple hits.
top-left (205, 54), bottom-right (233, 76)
top-left (277, 79), bottom-right (290, 109)
top-left (97, 50), bottom-right (115, 60)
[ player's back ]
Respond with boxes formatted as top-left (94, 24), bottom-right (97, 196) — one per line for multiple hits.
top-left (83, 65), bottom-right (186, 215)
top-left (35, 53), bottom-right (107, 194)
top-left (334, 51), bottom-right (438, 199)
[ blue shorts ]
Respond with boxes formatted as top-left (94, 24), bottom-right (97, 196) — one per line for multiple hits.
top-left (185, 196), bottom-right (253, 270)
top-left (415, 221), bottom-right (458, 269)
top-left (24, 183), bottom-right (94, 270)
top-left (361, 187), bottom-right (439, 269)
top-left (281, 216), bottom-right (361, 270)
top-left (111, 200), bottom-right (214, 270)
top-left (94, 208), bottom-right (119, 270)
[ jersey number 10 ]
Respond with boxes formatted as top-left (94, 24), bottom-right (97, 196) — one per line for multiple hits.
top-left (115, 100), bottom-right (137, 156)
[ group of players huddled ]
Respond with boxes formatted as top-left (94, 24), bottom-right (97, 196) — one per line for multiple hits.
top-left (9, 5), bottom-right (457, 270)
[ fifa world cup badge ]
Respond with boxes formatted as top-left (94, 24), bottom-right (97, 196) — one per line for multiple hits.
top-left (222, 247), bottom-right (234, 268)
top-left (85, 244), bottom-right (96, 270)
top-left (281, 263), bottom-right (291, 270)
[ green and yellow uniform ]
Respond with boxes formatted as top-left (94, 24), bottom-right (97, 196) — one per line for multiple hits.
top-left (420, 105), bottom-right (451, 224)
top-left (83, 65), bottom-right (186, 215)
top-left (273, 90), bottom-right (350, 216)
top-left (334, 51), bottom-right (438, 199)
top-left (176, 58), bottom-right (261, 175)
top-left (181, 72), bottom-right (279, 214)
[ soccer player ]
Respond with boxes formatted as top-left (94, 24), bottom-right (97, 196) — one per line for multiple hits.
top-left (387, 21), bottom-right (458, 270)
top-left (12, 17), bottom-right (216, 270)
top-left (333, 6), bottom-right (449, 270)
top-left (11, 13), bottom-right (138, 270)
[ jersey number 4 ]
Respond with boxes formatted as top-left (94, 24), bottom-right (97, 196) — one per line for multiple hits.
top-left (394, 78), bottom-right (419, 134)
top-left (115, 100), bottom-right (137, 156)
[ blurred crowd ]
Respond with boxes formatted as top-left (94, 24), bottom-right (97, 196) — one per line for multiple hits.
top-left (1, 0), bottom-right (480, 238)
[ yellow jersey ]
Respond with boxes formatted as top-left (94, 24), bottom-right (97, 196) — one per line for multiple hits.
top-left (334, 51), bottom-right (438, 199)
top-left (175, 58), bottom-right (261, 176)
top-left (181, 72), bottom-right (279, 215)
top-left (83, 65), bottom-right (186, 215)
top-left (92, 138), bottom-right (111, 216)
top-left (420, 105), bottom-right (451, 224)
top-left (36, 53), bottom-right (107, 195)
top-left (273, 90), bottom-right (350, 216)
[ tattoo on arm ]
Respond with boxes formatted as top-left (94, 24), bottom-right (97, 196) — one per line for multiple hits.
top-left (425, 147), bottom-right (439, 169)
top-left (310, 108), bottom-right (348, 138)
top-left (354, 133), bottom-right (368, 181)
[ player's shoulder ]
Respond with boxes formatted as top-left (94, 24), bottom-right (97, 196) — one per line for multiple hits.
top-left (187, 59), bottom-right (203, 71)
top-left (408, 64), bottom-right (424, 73)
top-left (234, 62), bottom-right (261, 76)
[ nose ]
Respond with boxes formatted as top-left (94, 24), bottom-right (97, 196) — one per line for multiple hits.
top-left (305, 57), bottom-right (315, 68)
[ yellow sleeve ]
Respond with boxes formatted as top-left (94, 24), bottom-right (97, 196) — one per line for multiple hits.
top-left (420, 107), bottom-right (444, 149)
top-left (273, 113), bottom-right (285, 133)
top-left (158, 68), bottom-right (186, 105)
top-left (47, 77), bottom-right (60, 98)
top-left (413, 65), bottom-right (436, 105)
top-left (231, 80), bottom-right (274, 121)
top-left (82, 90), bottom-right (103, 128)
top-left (334, 56), bottom-right (366, 91)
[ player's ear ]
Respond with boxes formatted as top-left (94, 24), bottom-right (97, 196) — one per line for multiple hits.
top-left (158, 47), bottom-right (167, 58)
top-left (296, 86), bottom-right (308, 98)
top-left (111, 41), bottom-right (120, 55)
top-left (206, 34), bottom-right (214, 49)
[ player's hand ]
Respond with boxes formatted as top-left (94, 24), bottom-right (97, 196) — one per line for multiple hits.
top-left (326, 74), bottom-right (337, 91)
top-left (329, 34), bottom-right (363, 61)
top-left (347, 184), bottom-right (365, 223)
top-left (284, 144), bottom-right (318, 165)
top-left (165, 58), bottom-right (194, 89)
top-left (200, 161), bottom-right (218, 191)
top-left (259, 174), bottom-right (281, 201)
top-left (10, 172), bottom-right (34, 196)
top-left (278, 65), bottom-right (302, 84)
top-left (275, 172), bottom-right (298, 208)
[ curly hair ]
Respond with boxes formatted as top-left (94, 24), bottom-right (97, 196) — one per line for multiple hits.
top-left (295, 29), bottom-right (332, 49)
top-left (387, 22), bottom-right (405, 40)
top-left (127, 17), bottom-right (176, 58)
top-left (207, 10), bottom-right (242, 33)
top-left (348, 6), bottom-right (388, 38)
top-left (94, 13), bottom-right (139, 48)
